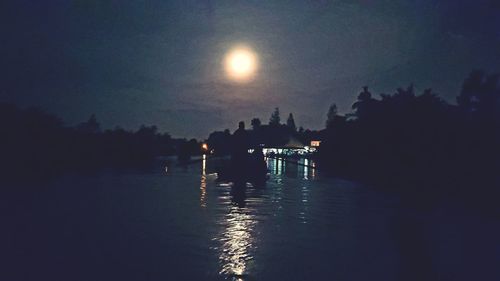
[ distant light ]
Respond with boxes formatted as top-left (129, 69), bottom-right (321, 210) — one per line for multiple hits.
top-left (202, 143), bottom-right (209, 151)
top-left (202, 154), bottom-right (206, 176)
top-left (224, 45), bottom-right (258, 83)
top-left (310, 141), bottom-right (321, 147)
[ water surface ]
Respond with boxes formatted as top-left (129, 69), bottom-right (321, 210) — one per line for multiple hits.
top-left (4, 157), bottom-right (499, 280)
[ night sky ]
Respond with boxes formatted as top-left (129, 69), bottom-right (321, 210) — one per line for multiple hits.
top-left (1, 1), bottom-right (499, 138)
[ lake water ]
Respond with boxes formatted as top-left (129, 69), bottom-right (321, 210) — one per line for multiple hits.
top-left (4, 157), bottom-right (500, 281)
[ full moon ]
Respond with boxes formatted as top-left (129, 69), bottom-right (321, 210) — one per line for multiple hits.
top-left (224, 46), bottom-right (258, 82)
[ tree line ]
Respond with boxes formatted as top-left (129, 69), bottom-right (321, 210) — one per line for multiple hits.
top-left (0, 104), bottom-right (201, 181)
top-left (318, 70), bottom-right (499, 200)
top-left (206, 70), bottom-right (499, 201)
top-left (206, 107), bottom-right (320, 156)
top-left (1, 70), bottom-right (498, 196)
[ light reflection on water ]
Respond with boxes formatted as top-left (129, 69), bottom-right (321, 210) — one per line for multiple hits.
top-left (299, 184), bottom-right (309, 224)
top-left (217, 205), bottom-right (256, 279)
top-left (304, 158), bottom-right (309, 180)
top-left (209, 156), bottom-right (318, 279)
top-left (200, 175), bottom-right (207, 208)
top-left (200, 154), bottom-right (207, 207)
top-left (266, 157), bottom-right (316, 180)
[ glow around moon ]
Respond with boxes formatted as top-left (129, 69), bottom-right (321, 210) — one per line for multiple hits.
top-left (224, 46), bottom-right (258, 83)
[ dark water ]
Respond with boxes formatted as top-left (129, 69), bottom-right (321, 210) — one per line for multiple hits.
top-left (4, 157), bottom-right (500, 281)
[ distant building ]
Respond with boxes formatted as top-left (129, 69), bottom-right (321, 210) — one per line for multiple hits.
top-left (310, 140), bottom-right (321, 147)
top-left (249, 136), bottom-right (316, 156)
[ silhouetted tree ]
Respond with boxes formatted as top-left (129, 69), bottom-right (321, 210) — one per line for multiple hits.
top-left (325, 103), bottom-right (338, 129)
top-left (352, 86), bottom-right (378, 119)
top-left (269, 107), bottom-right (280, 126)
top-left (457, 70), bottom-right (500, 119)
top-left (286, 113), bottom-right (296, 131)
top-left (319, 83), bottom-right (465, 191)
top-left (207, 129), bottom-right (232, 155)
top-left (77, 114), bottom-right (100, 134)
top-left (457, 70), bottom-right (484, 112)
top-left (177, 138), bottom-right (200, 163)
top-left (251, 118), bottom-right (261, 130)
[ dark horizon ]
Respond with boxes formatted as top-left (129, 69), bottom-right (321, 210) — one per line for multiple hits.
top-left (1, 68), bottom-right (494, 141)
top-left (1, 74), bottom-right (491, 139)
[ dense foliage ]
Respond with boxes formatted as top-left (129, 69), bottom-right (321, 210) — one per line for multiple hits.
top-left (318, 71), bottom-right (500, 197)
top-left (0, 104), bottom-right (199, 180)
